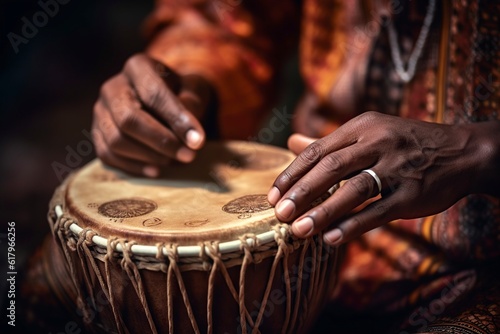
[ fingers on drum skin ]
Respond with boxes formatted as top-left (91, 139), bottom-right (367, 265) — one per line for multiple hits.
top-left (291, 172), bottom-right (382, 238)
top-left (123, 54), bottom-right (205, 150)
top-left (270, 127), bottom-right (360, 206)
top-left (95, 92), bottom-right (195, 163)
top-left (270, 141), bottom-right (328, 206)
top-left (274, 147), bottom-right (375, 222)
top-left (324, 193), bottom-right (402, 245)
top-left (93, 102), bottom-right (171, 166)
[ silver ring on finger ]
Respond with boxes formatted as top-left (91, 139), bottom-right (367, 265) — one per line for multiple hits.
top-left (361, 169), bottom-right (382, 194)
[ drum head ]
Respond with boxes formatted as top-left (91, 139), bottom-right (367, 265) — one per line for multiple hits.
top-left (65, 141), bottom-right (295, 244)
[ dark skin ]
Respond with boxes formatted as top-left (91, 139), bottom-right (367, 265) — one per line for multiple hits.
top-left (93, 55), bottom-right (500, 248)
top-left (267, 112), bottom-right (500, 246)
top-left (92, 53), bottom-right (215, 177)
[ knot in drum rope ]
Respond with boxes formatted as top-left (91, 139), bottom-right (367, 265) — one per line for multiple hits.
top-left (155, 243), bottom-right (169, 273)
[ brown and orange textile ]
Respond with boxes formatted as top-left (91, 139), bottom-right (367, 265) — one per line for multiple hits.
top-left (144, 0), bottom-right (500, 332)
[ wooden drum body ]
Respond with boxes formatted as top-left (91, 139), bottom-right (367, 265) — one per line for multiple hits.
top-left (48, 141), bottom-right (343, 334)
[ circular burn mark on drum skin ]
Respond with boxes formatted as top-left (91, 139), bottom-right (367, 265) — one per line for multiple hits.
top-left (222, 194), bottom-right (272, 215)
top-left (98, 198), bottom-right (157, 218)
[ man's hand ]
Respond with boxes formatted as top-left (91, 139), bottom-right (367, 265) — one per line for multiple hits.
top-left (268, 112), bottom-right (495, 245)
top-left (92, 53), bottom-right (215, 177)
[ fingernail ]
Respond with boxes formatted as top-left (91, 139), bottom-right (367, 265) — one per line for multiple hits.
top-left (293, 217), bottom-right (314, 236)
top-left (324, 229), bottom-right (342, 245)
top-left (176, 147), bottom-right (196, 162)
top-left (276, 199), bottom-right (295, 220)
top-left (143, 166), bottom-right (159, 178)
top-left (267, 187), bottom-right (280, 205)
top-left (186, 129), bottom-right (202, 148)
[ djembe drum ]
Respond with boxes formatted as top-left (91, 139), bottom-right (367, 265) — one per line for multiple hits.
top-left (47, 141), bottom-right (343, 334)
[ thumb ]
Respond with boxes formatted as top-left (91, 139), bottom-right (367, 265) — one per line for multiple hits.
top-left (287, 133), bottom-right (319, 155)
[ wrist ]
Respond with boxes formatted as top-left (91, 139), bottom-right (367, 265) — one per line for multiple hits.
top-left (463, 121), bottom-right (500, 196)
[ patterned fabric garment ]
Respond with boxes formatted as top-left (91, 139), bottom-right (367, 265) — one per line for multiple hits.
top-left (144, 0), bottom-right (500, 333)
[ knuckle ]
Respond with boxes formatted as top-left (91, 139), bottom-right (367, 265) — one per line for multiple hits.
top-left (322, 153), bottom-right (344, 175)
top-left (290, 182), bottom-right (312, 199)
top-left (107, 132), bottom-right (122, 150)
top-left (372, 202), bottom-right (390, 220)
top-left (143, 81), bottom-right (166, 108)
top-left (315, 204), bottom-right (333, 222)
top-left (99, 75), bottom-right (124, 100)
top-left (359, 111), bottom-right (379, 122)
top-left (95, 144), bottom-right (109, 161)
top-left (117, 110), bottom-right (138, 132)
top-left (349, 217), bottom-right (364, 233)
top-left (99, 80), bottom-right (113, 98)
top-left (377, 126), bottom-right (398, 144)
top-left (124, 54), bottom-right (146, 73)
top-left (349, 174), bottom-right (374, 197)
top-left (300, 142), bottom-right (324, 164)
top-left (277, 170), bottom-right (297, 186)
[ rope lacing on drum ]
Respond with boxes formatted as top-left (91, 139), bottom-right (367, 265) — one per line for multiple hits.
top-left (77, 228), bottom-right (99, 313)
top-left (62, 218), bottom-right (77, 251)
top-left (53, 216), bottom-right (93, 325)
top-left (238, 233), bottom-right (259, 263)
top-left (119, 240), bottom-right (158, 334)
top-left (204, 241), bottom-right (257, 334)
top-left (104, 238), bottom-right (129, 334)
top-left (237, 234), bottom-right (259, 334)
top-left (164, 243), bottom-right (201, 334)
top-left (204, 241), bottom-right (219, 334)
top-left (154, 242), bottom-right (169, 273)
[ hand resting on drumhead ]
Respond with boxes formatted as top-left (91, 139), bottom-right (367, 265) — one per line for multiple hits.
top-left (92, 53), bottom-right (215, 177)
top-left (268, 111), bottom-right (500, 246)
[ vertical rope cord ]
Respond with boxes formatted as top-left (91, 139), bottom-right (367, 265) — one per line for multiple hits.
top-left (105, 238), bottom-right (127, 334)
top-left (298, 235), bottom-right (320, 331)
top-left (238, 254), bottom-right (249, 334)
top-left (280, 242), bottom-right (292, 334)
top-left (166, 244), bottom-right (201, 334)
top-left (286, 238), bottom-right (310, 334)
top-left (252, 226), bottom-right (289, 334)
top-left (306, 236), bottom-right (318, 303)
top-left (155, 243), bottom-right (175, 334)
top-left (164, 245), bottom-right (175, 334)
top-left (120, 241), bottom-right (158, 334)
top-left (206, 244), bottom-right (218, 334)
top-left (317, 238), bottom-right (330, 299)
top-left (203, 243), bottom-right (256, 330)
top-left (56, 218), bottom-right (92, 325)
top-left (77, 228), bottom-right (97, 310)
top-left (82, 233), bottom-right (128, 332)
top-left (238, 234), bottom-right (258, 334)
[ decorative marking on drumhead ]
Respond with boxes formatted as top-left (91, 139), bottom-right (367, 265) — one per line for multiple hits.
top-left (142, 217), bottom-right (163, 227)
top-left (184, 219), bottom-right (210, 227)
top-left (222, 195), bottom-right (272, 215)
top-left (98, 198), bottom-right (157, 218)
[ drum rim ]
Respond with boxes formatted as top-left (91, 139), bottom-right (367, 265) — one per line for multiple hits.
top-left (55, 205), bottom-right (287, 258)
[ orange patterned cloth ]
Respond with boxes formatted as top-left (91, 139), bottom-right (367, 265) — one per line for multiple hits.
top-left (145, 1), bottom-right (500, 332)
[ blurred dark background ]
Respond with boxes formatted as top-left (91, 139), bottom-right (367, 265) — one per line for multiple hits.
top-left (0, 0), bottom-right (152, 330)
